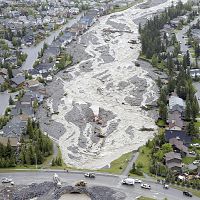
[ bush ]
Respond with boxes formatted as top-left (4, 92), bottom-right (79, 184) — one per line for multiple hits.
top-left (137, 162), bottom-right (143, 168)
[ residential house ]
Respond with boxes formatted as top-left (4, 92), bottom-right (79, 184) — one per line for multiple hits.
top-left (79, 16), bottom-right (95, 28)
top-left (0, 68), bottom-right (7, 78)
top-left (36, 62), bottom-right (55, 74)
top-left (0, 75), bottom-right (5, 86)
top-left (28, 68), bottom-right (42, 79)
top-left (165, 130), bottom-right (192, 147)
top-left (169, 95), bottom-right (185, 113)
top-left (24, 79), bottom-right (41, 89)
top-left (165, 151), bottom-right (182, 172)
top-left (167, 110), bottom-right (184, 130)
top-left (0, 136), bottom-right (19, 149)
top-left (169, 138), bottom-right (188, 156)
top-left (11, 75), bottom-right (25, 88)
top-left (0, 118), bottom-right (27, 138)
top-left (42, 46), bottom-right (60, 62)
top-left (11, 102), bottom-right (34, 117)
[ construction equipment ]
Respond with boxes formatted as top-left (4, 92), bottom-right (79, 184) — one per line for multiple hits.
top-left (75, 180), bottom-right (87, 187)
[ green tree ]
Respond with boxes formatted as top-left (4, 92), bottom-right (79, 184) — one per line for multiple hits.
top-left (9, 96), bottom-right (14, 105)
top-left (7, 67), bottom-right (13, 79)
top-left (162, 143), bottom-right (173, 154)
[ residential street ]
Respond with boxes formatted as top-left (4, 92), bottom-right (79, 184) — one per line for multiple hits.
top-left (0, 171), bottom-right (199, 200)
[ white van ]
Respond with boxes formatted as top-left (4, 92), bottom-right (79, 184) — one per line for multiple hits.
top-left (121, 178), bottom-right (135, 185)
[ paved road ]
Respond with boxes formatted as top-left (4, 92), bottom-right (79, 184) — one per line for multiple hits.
top-left (0, 171), bottom-right (199, 200)
top-left (176, 16), bottom-right (200, 63)
top-left (21, 13), bottom-right (83, 71)
top-left (122, 151), bottom-right (139, 176)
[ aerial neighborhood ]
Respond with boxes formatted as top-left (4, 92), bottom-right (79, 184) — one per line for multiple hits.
top-left (0, 0), bottom-right (200, 199)
top-left (0, 0), bottom-right (131, 167)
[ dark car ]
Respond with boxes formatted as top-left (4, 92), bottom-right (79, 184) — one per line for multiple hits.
top-left (183, 191), bottom-right (192, 197)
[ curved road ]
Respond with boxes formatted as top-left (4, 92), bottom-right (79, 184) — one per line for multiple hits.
top-left (0, 170), bottom-right (198, 200)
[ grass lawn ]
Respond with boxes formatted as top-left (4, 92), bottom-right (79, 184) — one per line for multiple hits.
top-left (98, 152), bottom-right (132, 174)
top-left (135, 146), bottom-right (151, 174)
top-left (172, 185), bottom-right (200, 198)
top-left (137, 197), bottom-right (156, 200)
top-left (182, 157), bottom-right (195, 164)
top-left (156, 119), bottom-right (166, 127)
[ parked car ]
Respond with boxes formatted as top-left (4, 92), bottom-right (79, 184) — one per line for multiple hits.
top-left (10, 181), bottom-right (15, 186)
top-left (134, 179), bottom-right (142, 183)
top-left (121, 178), bottom-right (135, 185)
top-left (190, 143), bottom-right (200, 147)
top-left (189, 151), bottom-right (196, 155)
top-left (183, 191), bottom-right (192, 197)
top-left (141, 183), bottom-right (151, 189)
top-left (193, 160), bottom-right (200, 165)
top-left (84, 173), bottom-right (95, 178)
top-left (163, 184), bottom-right (169, 189)
top-left (2, 178), bottom-right (12, 183)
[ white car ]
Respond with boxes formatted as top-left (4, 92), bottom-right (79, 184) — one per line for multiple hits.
top-left (189, 151), bottom-right (196, 155)
top-left (84, 173), bottom-right (95, 178)
top-left (134, 179), bottom-right (142, 183)
top-left (141, 183), bottom-right (151, 189)
top-left (191, 143), bottom-right (200, 147)
top-left (121, 178), bottom-right (135, 185)
top-left (193, 160), bottom-right (200, 165)
top-left (10, 181), bottom-right (15, 186)
top-left (2, 178), bottom-right (12, 183)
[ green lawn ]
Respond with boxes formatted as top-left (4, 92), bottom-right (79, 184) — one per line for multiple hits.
top-left (137, 197), bottom-right (156, 200)
top-left (98, 152), bottom-right (132, 174)
top-left (182, 157), bottom-right (195, 164)
top-left (172, 185), bottom-right (200, 198)
top-left (156, 119), bottom-right (166, 127)
top-left (135, 146), bottom-right (151, 174)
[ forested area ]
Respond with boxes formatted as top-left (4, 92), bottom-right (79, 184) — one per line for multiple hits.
top-left (0, 119), bottom-right (53, 168)
top-left (139, 1), bottom-right (192, 58)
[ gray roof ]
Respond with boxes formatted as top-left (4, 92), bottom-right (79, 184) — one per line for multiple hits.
top-left (0, 75), bottom-right (4, 84)
top-left (169, 95), bottom-right (185, 111)
top-left (165, 152), bottom-right (182, 161)
top-left (11, 76), bottom-right (25, 86)
top-left (1, 119), bottom-right (27, 137)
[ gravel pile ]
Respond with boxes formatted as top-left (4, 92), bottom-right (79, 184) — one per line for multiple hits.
top-left (7, 182), bottom-right (126, 200)
top-left (12, 182), bottom-right (55, 200)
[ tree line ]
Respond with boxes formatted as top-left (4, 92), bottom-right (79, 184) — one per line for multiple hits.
top-left (0, 119), bottom-right (53, 167)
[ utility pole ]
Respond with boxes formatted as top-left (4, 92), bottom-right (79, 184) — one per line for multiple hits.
top-left (35, 153), bottom-right (37, 169)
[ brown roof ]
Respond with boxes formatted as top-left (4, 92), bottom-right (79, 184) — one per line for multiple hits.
top-left (165, 152), bottom-right (182, 162)
top-left (166, 162), bottom-right (182, 169)
top-left (0, 136), bottom-right (19, 147)
top-left (168, 111), bottom-right (184, 129)
top-left (20, 114), bottom-right (29, 122)
top-left (169, 138), bottom-right (188, 154)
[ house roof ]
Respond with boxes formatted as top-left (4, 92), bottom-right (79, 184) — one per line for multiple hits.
top-left (0, 75), bottom-right (4, 84)
top-left (0, 136), bottom-right (19, 147)
top-left (165, 130), bottom-right (192, 146)
top-left (169, 138), bottom-right (188, 154)
top-left (25, 79), bottom-right (40, 88)
top-left (166, 162), bottom-right (182, 169)
top-left (0, 68), bottom-right (7, 75)
top-left (168, 111), bottom-right (184, 129)
top-left (36, 62), bottom-right (55, 71)
top-left (165, 151), bottom-right (182, 161)
top-left (169, 95), bottom-right (185, 110)
top-left (11, 76), bottom-right (25, 86)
